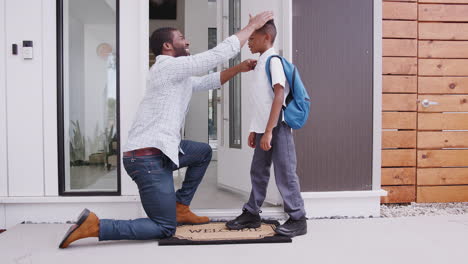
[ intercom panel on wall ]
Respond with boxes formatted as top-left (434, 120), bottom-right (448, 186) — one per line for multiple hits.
top-left (22, 40), bottom-right (34, 59)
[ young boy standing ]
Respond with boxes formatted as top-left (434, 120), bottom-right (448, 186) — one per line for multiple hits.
top-left (226, 20), bottom-right (307, 237)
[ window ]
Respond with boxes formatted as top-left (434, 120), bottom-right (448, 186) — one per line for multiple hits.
top-left (229, 0), bottom-right (242, 148)
top-left (57, 0), bottom-right (120, 195)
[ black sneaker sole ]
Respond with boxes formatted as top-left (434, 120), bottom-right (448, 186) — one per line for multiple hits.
top-left (225, 222), bottom-right (262, 230)
top-left (275, 227), bottom-right (307, 238)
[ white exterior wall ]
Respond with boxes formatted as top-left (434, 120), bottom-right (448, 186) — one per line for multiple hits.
top-left (0, 0), bottom-right (59, 198)
top-left (0, 0), bottom-right (145, 199)
top-left (0, 0), bottom-right (148, 228)
top-left (5, 0), bottom-right (45, 196)
top-left (0, 0), bottom-right (8, 197)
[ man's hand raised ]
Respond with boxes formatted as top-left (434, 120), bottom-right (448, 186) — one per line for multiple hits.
top-left (235, 11), bottom-right (274, 47)
top-left (248, 11), bottom-right (274, 30)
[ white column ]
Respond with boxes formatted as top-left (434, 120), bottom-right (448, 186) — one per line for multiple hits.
top-left (5, 0), bottom-right (45, 196)
top-left (119, 0), bottom-right (148, 195)
top-left (43, 0), bottom-right (59, 196)
top-left (373, 0), bottom-right (383, 191)
top-left (0, 0), bottom-right (8, 197)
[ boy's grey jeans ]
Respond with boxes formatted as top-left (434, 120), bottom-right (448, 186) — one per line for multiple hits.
top-left (243, 121), bottom-right (307, 220)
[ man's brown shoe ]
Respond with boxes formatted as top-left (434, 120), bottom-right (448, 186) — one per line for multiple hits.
top-left (176, 202), bottom-right (210, 225)
top-left (59, 208), bottom-right (99, 249)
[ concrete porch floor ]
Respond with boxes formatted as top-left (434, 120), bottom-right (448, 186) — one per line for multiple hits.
top-left (1, 214), bottom-right (467, 264)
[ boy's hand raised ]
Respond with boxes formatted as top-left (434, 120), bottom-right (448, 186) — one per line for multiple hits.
top-left (238, 59), bottom-right (257, 72)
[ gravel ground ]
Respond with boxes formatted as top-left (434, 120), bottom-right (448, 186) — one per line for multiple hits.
top-left (380, 202), bottom-right (468, 218)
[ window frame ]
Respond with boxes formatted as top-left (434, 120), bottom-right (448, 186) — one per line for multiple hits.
top-left (56, 0), bottom-right (121, 196)
top-left (228, 0), bottom-right (242, 149)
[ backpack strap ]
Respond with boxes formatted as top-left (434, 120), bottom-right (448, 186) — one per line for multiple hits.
top-left (266, 55), bottom-right (295, 107)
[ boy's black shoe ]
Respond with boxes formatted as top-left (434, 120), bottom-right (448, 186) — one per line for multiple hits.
top-left (275, 217), bottom-right (307, 237)
top-left (226, 209), bottom-right (261, 230)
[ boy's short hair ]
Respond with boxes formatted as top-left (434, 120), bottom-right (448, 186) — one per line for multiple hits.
top-left (256, 19), bottom-right (277, 44)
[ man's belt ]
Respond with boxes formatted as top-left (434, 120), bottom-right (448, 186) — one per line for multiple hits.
top-left (123, 148), bottom-right (162, 157)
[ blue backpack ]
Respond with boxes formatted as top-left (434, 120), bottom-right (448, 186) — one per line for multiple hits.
top-left (265, 55), bottom-right (310, 129)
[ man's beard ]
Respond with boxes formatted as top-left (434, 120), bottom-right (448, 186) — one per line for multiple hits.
top-left (174, 45), bottom-right (189, 57)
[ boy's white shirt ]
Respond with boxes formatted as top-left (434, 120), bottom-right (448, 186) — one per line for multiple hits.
top-left (249, 47), bottom-right (290, 134)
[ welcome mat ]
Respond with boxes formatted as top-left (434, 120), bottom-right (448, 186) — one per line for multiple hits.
top-left (159, 220), bottom-right (291, 246)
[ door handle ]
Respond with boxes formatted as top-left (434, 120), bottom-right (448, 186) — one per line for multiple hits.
top-left (421, 99), bottom-right (439, 108)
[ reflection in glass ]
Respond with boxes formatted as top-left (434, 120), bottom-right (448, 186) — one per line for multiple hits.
top-left (229, 0), bottom-right (242, 148)
top-left (208, 28), bottom-right (218, 146)
top-left (63, 0), bottom-right (118, 193)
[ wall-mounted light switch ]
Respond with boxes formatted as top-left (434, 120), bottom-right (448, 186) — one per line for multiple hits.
top-left (22, 40), bottom-right (33, 60)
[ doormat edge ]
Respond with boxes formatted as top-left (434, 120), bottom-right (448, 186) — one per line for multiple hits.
top-left (158, 234), bottom-right (292, 246)
top-left (159, 220), bottom-right (292, 246)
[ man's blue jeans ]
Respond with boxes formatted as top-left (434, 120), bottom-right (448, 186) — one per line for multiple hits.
top-left (99, 140), bottom-right (212, 241)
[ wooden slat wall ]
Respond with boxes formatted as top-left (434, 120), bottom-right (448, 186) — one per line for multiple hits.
top-left (381, 1), bottom-right (468, 203)
top-left (382, 0), bottom-right (418, 203)
top-left (417, 1), bottom-right (468, 203)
